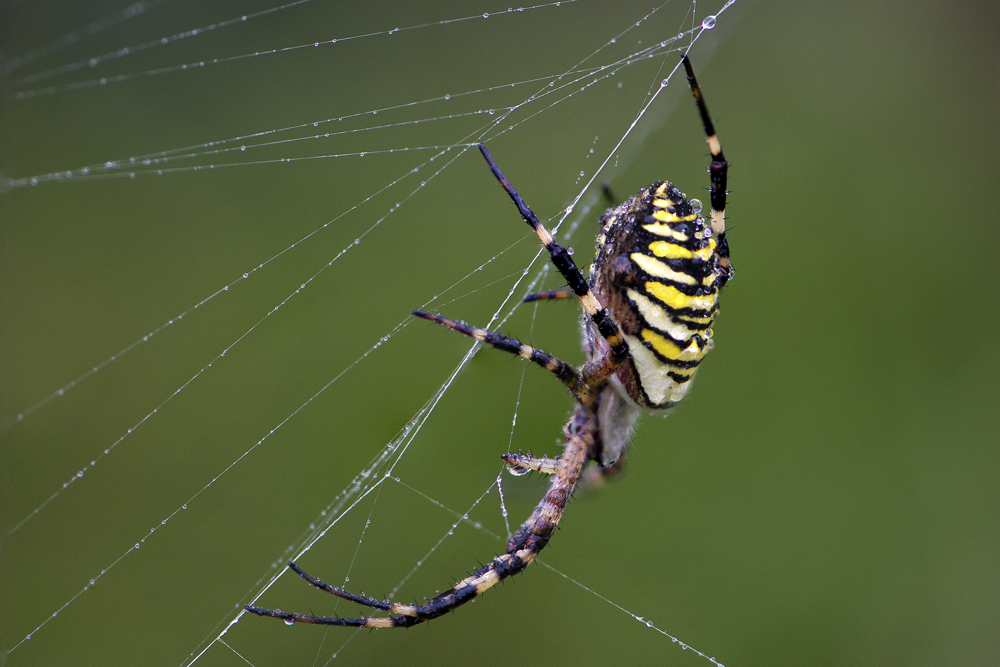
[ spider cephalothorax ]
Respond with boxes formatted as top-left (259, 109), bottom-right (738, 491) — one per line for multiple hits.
top-left (246, 55), bottom-right (731, 630)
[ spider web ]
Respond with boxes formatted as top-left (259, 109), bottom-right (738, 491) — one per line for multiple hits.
top-left (1, 1), bottom-right (745, 665)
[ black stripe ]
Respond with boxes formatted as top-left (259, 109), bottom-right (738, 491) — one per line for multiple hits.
top-left (640, 339), bottom-right (706, 370)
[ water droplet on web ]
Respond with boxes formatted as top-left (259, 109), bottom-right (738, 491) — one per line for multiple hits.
top-left (646, 620), bottom-right (654, 627)
top-left (483, 12), bottom-right (489, 18)
top-left (702, 15), bottom-right (717, 29)
top-left (284, 618), bottom-right (295, 625)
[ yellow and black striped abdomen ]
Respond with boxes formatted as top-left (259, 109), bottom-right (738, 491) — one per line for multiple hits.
top-left (588, 181), bottom-right (732, 410)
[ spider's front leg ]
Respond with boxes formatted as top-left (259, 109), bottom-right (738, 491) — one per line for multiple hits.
top-left (245, 403), bottom-right (597, 628)
top-left (501, 452), bottom-right (560, 475)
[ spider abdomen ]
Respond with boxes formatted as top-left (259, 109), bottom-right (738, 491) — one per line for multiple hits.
top-left (589, 181), bottom-right (730, 412)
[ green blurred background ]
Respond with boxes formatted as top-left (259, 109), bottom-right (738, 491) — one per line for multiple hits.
top-left (2, 0), bottom-right (998, 665)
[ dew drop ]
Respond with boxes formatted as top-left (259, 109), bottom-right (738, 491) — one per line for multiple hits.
top-left (505, 464), bottom-right (529, 477)
top-left (284, 618), bottom-right (295, 625)
top-left (702, 15), bottom-right (717, 30)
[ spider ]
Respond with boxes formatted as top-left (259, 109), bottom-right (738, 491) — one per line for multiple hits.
top-left (246, 55), bottom-right (731, 629)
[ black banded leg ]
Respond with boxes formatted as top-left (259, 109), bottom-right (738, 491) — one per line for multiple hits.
top-left (522, 289), bottom-right (574, 303)
top-left (681, 55), bottom-right (731, 275)
top-left (477, 144), bottom-right (629, 375)
top-left (413, 309), bottom-right (597, 406)
top-left (502, 452), bottom-right (559, 475)
top-left (246, 404), bottom-right (597, 629)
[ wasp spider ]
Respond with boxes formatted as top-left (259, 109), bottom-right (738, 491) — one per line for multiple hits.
top-left (246, 55), bottom-right (732, 629)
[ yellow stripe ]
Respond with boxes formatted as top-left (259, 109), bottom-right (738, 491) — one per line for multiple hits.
top-left (626, 289), bottom-right (700, 341)
top-left (630, 252), bottom-right (697, 285)
top-left (645, 281), bottom-right (717, 312)
top-left (643, 220), bottom-right (685, 238)
top-left (641, 329), bottom-right (706, 364)
top-left (648, 237), bottom-right (716, 261)
top-left (649, 207), bottom-right (699, 225)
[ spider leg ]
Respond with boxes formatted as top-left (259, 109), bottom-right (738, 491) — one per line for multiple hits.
top-left (522, 289), bottom-right (574, 303)
top-left (682, 55), bottom-right (730, 275)
top-left (246, 403), bottom-right (597, 628)
top-left (413, 309), bottom-right (598, 406)
top-left (478, 144), bottom-right (628, 379)
top-left (502, 452), bottom-right (559, 475)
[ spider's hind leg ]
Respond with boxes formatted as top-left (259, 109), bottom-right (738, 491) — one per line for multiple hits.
top-left (478, 144), bottom-right (629, 381)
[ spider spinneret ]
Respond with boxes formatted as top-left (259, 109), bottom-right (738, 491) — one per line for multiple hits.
top-left (246, 54), bottom-right (731, 629)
